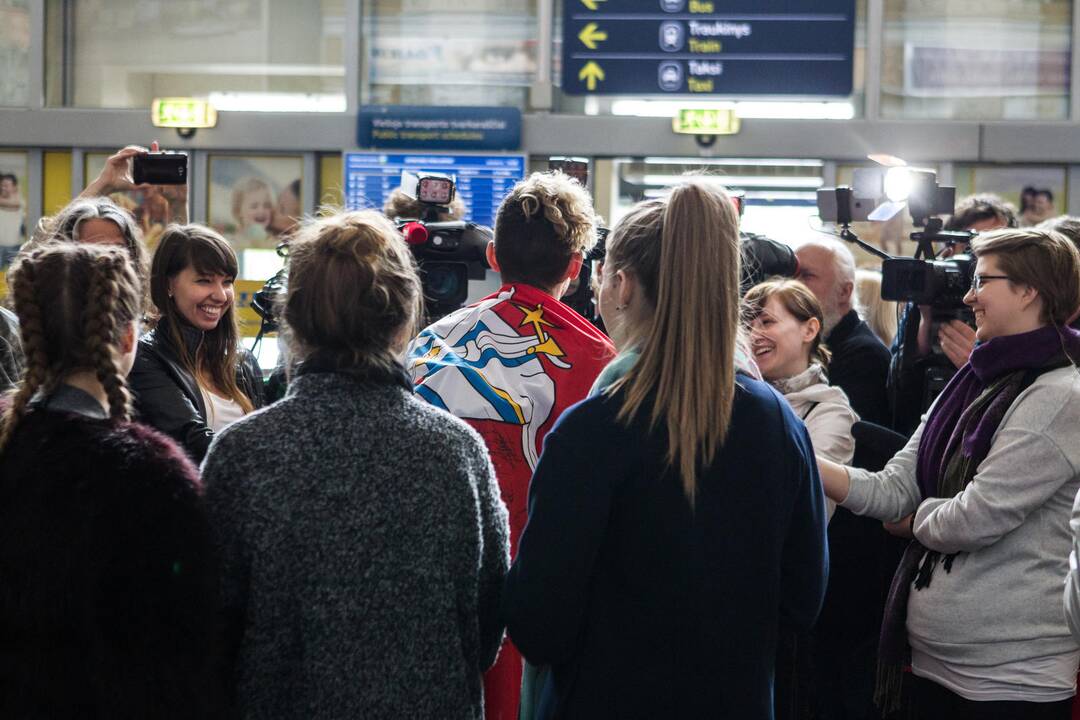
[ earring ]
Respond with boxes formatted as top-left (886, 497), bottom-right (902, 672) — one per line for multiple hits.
top-left (615, 304), bottom-right (626, 311)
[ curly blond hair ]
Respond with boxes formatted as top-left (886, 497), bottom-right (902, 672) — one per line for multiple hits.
top-left (493, 171), bottom-right (597, 288)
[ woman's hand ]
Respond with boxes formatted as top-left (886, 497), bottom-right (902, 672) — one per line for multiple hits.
top-left (883, 513), bottom-right (914, 539)
top-left (80, 141), bottom-right (159, 198)
top-left (938, 320), bottom-right (976, 369)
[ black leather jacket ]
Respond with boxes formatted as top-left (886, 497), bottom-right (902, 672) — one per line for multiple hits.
top-left (129, 319), bottom-right (265, 463)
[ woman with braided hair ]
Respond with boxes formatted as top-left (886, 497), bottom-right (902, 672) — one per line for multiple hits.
top-left (0, 243), bottom-right (221, 718)
top-left (129, 223), bottom-right (264, 463)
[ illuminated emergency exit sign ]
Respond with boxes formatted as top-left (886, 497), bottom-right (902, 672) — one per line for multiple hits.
top-left (562, 0), bottom-right (855, 96)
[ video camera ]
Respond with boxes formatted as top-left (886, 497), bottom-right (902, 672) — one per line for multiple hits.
top-left (818, 167), bottom-right (975, 313)
top-left (390, 170), bottom-right (492, 324)
top-left (818, 165), bottom-right (978, 429)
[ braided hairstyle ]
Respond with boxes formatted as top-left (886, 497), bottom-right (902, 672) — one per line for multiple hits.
top-left (0, 244), bottom-right (142, 451)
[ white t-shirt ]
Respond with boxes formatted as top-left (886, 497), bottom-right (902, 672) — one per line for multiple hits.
top-left (200, 387), bottom-right (246, 433)
top-left (0, 207), bottom-right (23, 246)
top-left (914, 648), bottom-right (1079, 703)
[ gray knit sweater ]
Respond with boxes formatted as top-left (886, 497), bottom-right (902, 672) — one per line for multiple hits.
top-left (202, 370), bottom-right (510, 720)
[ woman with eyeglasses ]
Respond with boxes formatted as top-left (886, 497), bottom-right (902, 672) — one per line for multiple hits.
top-left (818, 229), bottom-right (1080, 719)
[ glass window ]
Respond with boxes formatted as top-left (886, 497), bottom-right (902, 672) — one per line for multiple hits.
top-left (0, 0), bottom-right (30, 107)
top-left (47, 0), bottom-right (346, 111)
top-left (612, 157), bottom-right (824, 241)
top-left (363, 0), bottom-right (538, 109)
top-left (953, 164), bottom-right (1066, 226)
top-left (881, 0), bottom-right (1071, 120)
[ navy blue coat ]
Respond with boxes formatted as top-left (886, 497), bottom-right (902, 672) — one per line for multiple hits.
top-left (503, 377), bottom-right (828, 720)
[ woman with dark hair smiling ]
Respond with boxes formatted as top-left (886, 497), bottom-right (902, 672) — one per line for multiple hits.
top-left (129, 224), bottom-right (263, 463)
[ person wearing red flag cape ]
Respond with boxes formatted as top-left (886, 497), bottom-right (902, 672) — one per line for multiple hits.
top-left (408, 171), bottom-right (616, 720)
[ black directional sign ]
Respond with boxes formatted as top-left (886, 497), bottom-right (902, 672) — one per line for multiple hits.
top-left (562, 0), bottom-right (855, 96)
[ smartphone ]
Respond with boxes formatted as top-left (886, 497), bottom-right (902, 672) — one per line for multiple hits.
top-left (132, 151), bottom-right (188, 185)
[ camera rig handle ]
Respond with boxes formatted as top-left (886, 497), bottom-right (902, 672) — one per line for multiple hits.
top-left (910, 218), bottom-right (975, 261)
top-left (835, 187), bottom-right (894, 261)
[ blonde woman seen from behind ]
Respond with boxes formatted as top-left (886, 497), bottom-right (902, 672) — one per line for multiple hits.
top-left (502, 179), bottom-right (828, 720)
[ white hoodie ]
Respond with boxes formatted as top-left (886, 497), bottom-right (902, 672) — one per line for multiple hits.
top-left (771, 363), bottom-right (859, 520)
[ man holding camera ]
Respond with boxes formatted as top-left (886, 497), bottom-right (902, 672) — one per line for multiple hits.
top-left (407, 171), bottom-right (616, 720)
top-left (889, 194), bottom-right (1017, 434)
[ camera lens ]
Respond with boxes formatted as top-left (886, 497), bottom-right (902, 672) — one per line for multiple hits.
top-left (421, 262), bottom-right (467, 307)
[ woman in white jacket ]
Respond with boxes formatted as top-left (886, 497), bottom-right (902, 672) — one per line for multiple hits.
top-left (745, 278), bottom-right (859, 521)
top-left (745, 277), bottom-right (858, 719)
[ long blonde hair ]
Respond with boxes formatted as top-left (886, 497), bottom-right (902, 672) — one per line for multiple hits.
top-left (855, 269), bottom-right (897, 347)
top-left (605, 179), bottom-right (743, 502)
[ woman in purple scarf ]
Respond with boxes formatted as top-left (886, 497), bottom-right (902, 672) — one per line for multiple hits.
top-left (818, 228), bottom-right (1080, 720)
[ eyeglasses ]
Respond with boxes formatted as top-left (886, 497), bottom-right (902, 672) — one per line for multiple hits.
top-left (969, 274), bottom-right (1011, 294)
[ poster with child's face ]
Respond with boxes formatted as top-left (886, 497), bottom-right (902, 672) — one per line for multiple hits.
top-left (0, 150), bottom-right (28, 268)
top-left (208, 155), bottom-right (303, 281)
top-left (85, 152), bottom-right (188, 253)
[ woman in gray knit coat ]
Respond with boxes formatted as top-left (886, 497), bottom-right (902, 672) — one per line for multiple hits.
top-left (201, 210), bottom-right (511, 720)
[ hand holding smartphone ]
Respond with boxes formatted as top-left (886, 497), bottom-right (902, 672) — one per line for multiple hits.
top-left (132, 151), bottom-right (188, 185)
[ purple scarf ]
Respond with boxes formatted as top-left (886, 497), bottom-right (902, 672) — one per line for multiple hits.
top-left (916, 324), bottom-right (1080, 498)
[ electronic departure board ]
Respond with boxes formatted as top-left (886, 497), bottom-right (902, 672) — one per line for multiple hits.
top-left (343, 152), bottom-right (527, 228)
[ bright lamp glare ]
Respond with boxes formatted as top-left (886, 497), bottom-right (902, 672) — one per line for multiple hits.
top-left (884, 167), bottom-right (913, 203)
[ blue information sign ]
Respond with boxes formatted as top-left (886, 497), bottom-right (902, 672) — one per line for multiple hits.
top-left (358, 105), bottom-right (522, 151)
top-left (562, 0), bottom-right (855, 96)
top-left (344, 153), bottom-right (527, 228)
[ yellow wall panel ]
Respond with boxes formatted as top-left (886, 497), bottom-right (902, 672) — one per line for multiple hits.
top-left (319, 155), bottom-right (344, 211)
top-left (42, 151), bottom-right (73, 216)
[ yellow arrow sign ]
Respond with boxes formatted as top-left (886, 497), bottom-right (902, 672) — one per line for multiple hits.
top-left (581, 0), bottom-right (606, 9)
top-left (578, 61), bottom-right (605, 91)
top-left (578, 22), bottom-right (608, 50)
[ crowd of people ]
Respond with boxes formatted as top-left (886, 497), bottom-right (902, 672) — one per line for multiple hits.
top-left (1, 148), bottom-right (1080, 720)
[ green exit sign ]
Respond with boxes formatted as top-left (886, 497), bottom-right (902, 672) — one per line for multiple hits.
top-left (672, 108), bottom-right (740, 136)
top-left (151, 98), bottom-right (217, 129)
